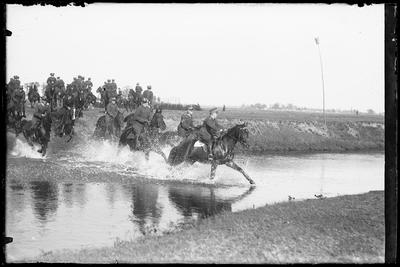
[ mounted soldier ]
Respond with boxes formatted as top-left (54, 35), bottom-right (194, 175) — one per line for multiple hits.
top-left (198, 107), bottom-right (225, 160)
top-left (135, 83), bottom-right (143, 106)
top-left (12, 86), bottom-right (26, 118)
top-left (31, 98), bottom-right (49, 133)
top-left (105, 96), bottom-right (120, 137)
top-left (128, 98), bottom-right (152, 149)
top-left (177, 105), bottom-right (195, 137)
top-left (55, 77), bottom-right (65, 108)
top-left (142, 85), bottom-right (154, 106)
top-left (46, 73), bottom-right (57, 109)
top-left (54, 94), bottom-right (75, 137)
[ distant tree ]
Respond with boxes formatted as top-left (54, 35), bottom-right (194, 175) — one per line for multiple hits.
top-left (271, 103), bottom-right (281, 109)
top-left (367, 109), bottom-right (375, 114)
top-left (223, 105), bottom-right (226, 111)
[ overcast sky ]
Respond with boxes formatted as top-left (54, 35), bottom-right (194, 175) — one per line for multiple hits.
top-left (6, 3), bottom-right (384, 112)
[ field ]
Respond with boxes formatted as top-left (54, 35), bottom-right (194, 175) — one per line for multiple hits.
top-left (35, 190), bottom-right (384, 263)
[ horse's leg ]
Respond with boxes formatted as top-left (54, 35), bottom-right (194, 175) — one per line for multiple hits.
top-left (144, 150), bottom-right (150, 161)
top-left (225, 160), bottom-right (255, 185)
top-left (210, 162), bottom-right (218, 180)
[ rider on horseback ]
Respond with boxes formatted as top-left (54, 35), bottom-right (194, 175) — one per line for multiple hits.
top-left (105, 96), bottom-right (119, 136)
top-left (31, 98), bottom-right (49, 135)
top-left (12, 86), bottom-right (26, 118)
top-left (130, 98), bottom-right (152, 149)
top-left (177, 105), bottom-right (195, 137)
top-left (55, 94), bottom-right (75, 137)
top-left (199, 107), bottom-right (225, 161)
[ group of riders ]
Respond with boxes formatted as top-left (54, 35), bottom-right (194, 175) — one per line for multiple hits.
top-left (6, 73), bottom-right (227, 161)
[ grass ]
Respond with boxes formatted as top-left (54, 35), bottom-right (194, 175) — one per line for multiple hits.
top-left (32, 190), bottom-right (384, 263)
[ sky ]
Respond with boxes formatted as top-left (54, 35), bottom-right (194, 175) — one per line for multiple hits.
top-left (6, 3), bottom-right (384, 112)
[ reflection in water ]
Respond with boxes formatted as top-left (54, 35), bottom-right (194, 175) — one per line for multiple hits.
top-left (30, 181), bottom-right (59, 223)
top-left (6, 153), bottom-right (384, 261)
top-left (168, 185), bottom-right (255, 219)
top-left (129, 184), bottom-right (162, 234)
top-left (61, 183), bottom-right (74, 208)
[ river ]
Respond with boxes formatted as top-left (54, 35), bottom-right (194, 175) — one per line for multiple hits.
top-left (5, 130), bottom-right (384, 261)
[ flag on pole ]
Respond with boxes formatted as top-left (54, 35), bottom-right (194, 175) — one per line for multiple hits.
top-left (315, 37), bottom-right (319, 45)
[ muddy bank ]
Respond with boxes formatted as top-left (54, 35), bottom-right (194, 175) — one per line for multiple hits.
top-left (33, 191), bottom-right (384, 263)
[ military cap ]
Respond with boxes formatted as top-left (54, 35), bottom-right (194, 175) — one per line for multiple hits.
top-left (88, 78), bottom-right (91, 80)
top-left (15, 76), bottom-right (19, 79)
top-left (13, 75), bottom-right (18, 79)
top-left (112, 79), bottom-right (115, 81)
top-left (209, 107), bottom-right (218, 114)
top-left (136, 82), bottom-right (139, 85)
top-left (107, 79), bottom-right (111, 82)
top-left (57, 77), bottom-right (60, 79)
top-left (147, 85), bottom-right (152, 89)
top-left (50, 73), bottom-right (54, 76)
top-left (187, 105), bottom-right (193, 110)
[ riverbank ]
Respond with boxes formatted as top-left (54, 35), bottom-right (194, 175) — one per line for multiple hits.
top-left (33, 190), bottom-right (384, 263)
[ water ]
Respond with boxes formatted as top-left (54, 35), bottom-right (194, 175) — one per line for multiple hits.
top-left (5, 125), bottom-right (384, 262)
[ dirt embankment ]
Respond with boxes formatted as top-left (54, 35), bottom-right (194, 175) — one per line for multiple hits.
top-left (161, 110), bottom-right (384, 153)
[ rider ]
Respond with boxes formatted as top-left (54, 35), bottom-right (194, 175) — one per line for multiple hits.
top-left (135, 83), bottom-right (143, 105)
top-left (105, 96), bottom-right (119, 136)
top-left (55, 94), bottom-right (74, 137)
top-left (12, 86), bottom-right (26, 118)
top-left (130, 98), bottom-right (152, 149)
top-left (55, 77), bottom-right (65, 108)
top-left (199, 107), bottom-right (225, 160)
top-left (177, 105), bottom-right (195, 137)
top-left (31, 98), bottom-right (49, 133)
top-left (142, 85), bottom-right (153, 107)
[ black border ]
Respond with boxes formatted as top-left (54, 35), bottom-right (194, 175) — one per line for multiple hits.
top-left (0, 1), bottom-right (397, 264)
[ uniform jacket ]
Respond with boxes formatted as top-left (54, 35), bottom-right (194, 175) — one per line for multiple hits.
top-left (106, 102), bottom-right (119, 118)
top-left (177, 112), bottom-right (194, 137)
top-left (131, 105), bottom-right (152, 134)
top-left (198, 116), bottom-right (223, 142)
top-left (142, 90), bottom-right (153, 102)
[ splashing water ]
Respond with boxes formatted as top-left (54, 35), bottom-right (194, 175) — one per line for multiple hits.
top-left (9, 136), bottom-right (45, 159)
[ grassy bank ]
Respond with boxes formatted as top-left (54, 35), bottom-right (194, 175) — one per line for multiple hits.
top-left (162, 108), bottom-right (384, 153)
top-left (16, 107), bottom-right (384, 153)
top-left (34, 191), bottom-right (384, 263)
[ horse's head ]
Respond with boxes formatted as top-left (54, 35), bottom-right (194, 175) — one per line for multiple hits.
top-left (225, 122), bottom-right (250, 148)
top-left (150, 112), bottom-right (166, 131)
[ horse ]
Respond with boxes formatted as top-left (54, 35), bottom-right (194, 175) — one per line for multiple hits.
top-left (118, 112), bottom-right (168, 162)
top-left (15, 111), bottom-right (53, 156)
top-left (93, 110), bottom-right (125, 140)
top-left (167, 123), bottom-right (255, 185)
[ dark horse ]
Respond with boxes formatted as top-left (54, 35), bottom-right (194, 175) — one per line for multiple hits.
top-left (167, 123), bottom-right (255, 185)
top-left (15, 112), bottom-right (52, 156)
top-left (119, 112), bottom-right (168, 162)
top-left (93, 111), bottom-right (125, 140)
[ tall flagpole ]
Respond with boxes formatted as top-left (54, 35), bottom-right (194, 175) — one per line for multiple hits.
top-left (315, 37), bottom-right (326, 127)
